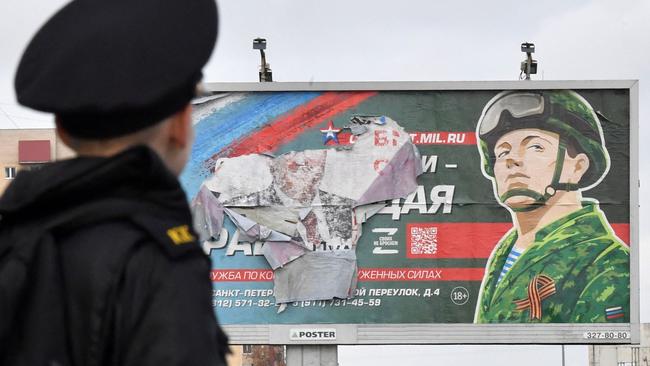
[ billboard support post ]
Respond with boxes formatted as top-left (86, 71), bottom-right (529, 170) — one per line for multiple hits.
top-left (286, 345), bottom-right (338, 366)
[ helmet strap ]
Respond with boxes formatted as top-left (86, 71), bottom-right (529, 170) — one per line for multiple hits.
top-left (499, 188), bottom-right (546, 212)
top-left (498, 140), bottom-right (578, 212)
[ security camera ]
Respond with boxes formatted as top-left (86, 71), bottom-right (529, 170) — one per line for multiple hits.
top-left (253, 38), bottom-right (267, 50)
top-left (520, 42), bottom-right (538, 79)
top-left (521, 42), bottom-right (535, 54)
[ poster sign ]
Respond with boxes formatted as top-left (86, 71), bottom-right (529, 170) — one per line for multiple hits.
top-left (180, 81), bottom-right (639, 344)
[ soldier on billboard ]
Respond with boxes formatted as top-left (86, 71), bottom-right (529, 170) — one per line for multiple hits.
top-left (474, 90), bottom-right (629, 323)
top-left (0, 0), bottom-right (229, 364)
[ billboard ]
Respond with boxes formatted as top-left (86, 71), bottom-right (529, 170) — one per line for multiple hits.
top-left (181, 81), bottom-right (639, 344)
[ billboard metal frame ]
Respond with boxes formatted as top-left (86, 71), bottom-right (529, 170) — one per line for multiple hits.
top-left (202, 80), bottom-right (639, 345)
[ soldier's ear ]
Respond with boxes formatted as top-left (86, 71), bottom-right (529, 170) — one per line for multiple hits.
top-left (567, 152), bottom-right (590, 184)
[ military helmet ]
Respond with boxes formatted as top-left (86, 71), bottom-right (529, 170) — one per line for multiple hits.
top-left (476, 90), bottom-right (610, 191)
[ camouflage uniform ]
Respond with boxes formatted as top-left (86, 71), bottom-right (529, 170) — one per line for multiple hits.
top-left (475, 201), bottom-right (629, 323)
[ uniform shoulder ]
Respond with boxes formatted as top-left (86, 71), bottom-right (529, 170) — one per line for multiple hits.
top-left (58, 210), bottom-right (205, 262)
top-left (60, 218), bottom-right (149, 251)
top-left (129, 212), bottom-right (205, 259)
top-left (588, 235), bottom-right (629, 264)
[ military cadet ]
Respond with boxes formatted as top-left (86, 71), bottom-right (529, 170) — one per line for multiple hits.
top-left (0, 0), bottom-right (228, 364)
top-left (474, 90), bottom-right (629, 323)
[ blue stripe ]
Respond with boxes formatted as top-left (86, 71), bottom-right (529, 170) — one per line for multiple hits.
top-left (180, 92), bottom-right (321, 199)
top-left (498, 247), bottom-right (524, 284)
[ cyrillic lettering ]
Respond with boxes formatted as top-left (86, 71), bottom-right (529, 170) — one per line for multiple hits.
top-left (429, 185), bottom-right (455, 214)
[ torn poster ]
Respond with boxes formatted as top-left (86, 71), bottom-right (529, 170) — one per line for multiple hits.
top-left (192, 115), bottom-right (423, 306)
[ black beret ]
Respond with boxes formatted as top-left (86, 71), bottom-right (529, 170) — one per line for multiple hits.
top-left (15, 0), bottom-right (218, 138)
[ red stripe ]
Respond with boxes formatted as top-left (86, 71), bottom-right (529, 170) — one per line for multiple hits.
top-left (328, 131), bottom-right (478, 146)
top-left (611, 224), bottom-right (630, 245)
top-left (211, 268), bottom-right (484, 282)
top-left (607, 313), bottom-right (625, 319)
top-left (357, 267), bottom-right (484, 282)
top-left (209, 224), bottom-right (630, 282)
top-left (407, 223), bottom-right (512, 259)
top-left (224, 91), bottom-right (376, 157)
top-left (406, 222), bottom-right (630, 259)
top-left (409, 131), bottom-right (477, 145)
top-left (211, 269), bottom-right (274, 282)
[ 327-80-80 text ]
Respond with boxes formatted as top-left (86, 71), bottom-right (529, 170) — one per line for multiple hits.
top-left (583, 331), bottom-right (630, 340)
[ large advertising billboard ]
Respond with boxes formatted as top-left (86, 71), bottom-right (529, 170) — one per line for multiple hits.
top-left (181, 81), bottom-right (639, 344)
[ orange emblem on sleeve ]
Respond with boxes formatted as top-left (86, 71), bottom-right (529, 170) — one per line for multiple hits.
top-left (166, 225), bottom-right (196, 245)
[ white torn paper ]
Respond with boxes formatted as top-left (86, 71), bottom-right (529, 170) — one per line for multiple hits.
top-left (191, 184), bottom-right (225, 242)
top-left (192, 115), bottom-right (422, 307)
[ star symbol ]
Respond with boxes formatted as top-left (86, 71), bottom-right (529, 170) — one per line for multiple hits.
top-left (320, 120), bottom-right (341, 144)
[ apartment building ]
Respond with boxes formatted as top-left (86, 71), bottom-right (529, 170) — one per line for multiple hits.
top-left (0, 129), bottom-right (74, 194)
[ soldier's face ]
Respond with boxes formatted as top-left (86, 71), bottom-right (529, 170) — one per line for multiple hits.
top-left (493, 128), bottom-right (560, 207)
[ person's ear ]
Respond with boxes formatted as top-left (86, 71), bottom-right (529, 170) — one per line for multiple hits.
top-left (55, 117), bottom-right (75, 149)
top-left (567, 152), bottom-right (590, 184)
top-left (167, 103), bottom-right (192, 149)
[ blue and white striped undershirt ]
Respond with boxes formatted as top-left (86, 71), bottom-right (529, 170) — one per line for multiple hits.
top-left (498, 246), bottom-right (524, 283)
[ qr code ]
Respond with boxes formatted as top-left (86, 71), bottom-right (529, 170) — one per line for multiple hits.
top-left (410, 226), bottom-right (437, 255)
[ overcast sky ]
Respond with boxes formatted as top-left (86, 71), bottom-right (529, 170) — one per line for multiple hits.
top-left (1, 0), bottom-right (648, 365)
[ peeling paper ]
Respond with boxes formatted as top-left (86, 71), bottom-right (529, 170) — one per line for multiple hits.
top-left (273, 250), bottom-right (358, 303)
top-left (351, 203), bottom-right (387, 242)
top-left (231, 207), bottom-right (299, 237)
top-left (191, 184), bottom-right (225, 242)
top-left (262, 240), bottom-right (308, 270)
top-left (198, 116), bottom-right (422, 307)
top-left (224, 208), bottom-right (292, 242)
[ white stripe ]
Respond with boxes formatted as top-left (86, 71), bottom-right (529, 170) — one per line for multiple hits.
top-left (191, 92), bottom-right (247, 124)
top-left (606, 306), bottom-right (623, 312)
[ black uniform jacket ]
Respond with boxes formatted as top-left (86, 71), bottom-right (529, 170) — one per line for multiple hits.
top-left (0, 146), bottom-right (228, 366)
